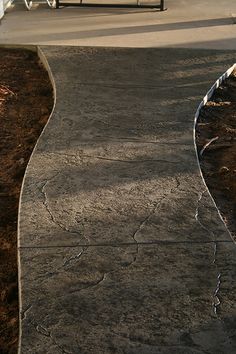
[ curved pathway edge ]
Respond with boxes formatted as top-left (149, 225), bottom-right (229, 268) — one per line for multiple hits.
top-left (17, 45), bottom-right (57, 354)
top-left (193, 62), bottom-right (236, 245)
top-left (18, 46), bottom-right (236, 354)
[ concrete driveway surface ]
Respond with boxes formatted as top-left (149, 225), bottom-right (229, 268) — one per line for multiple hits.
top-left (18, 46), bottom-right (236, 353)
top-left (0, 0), bottom-right (235, 48)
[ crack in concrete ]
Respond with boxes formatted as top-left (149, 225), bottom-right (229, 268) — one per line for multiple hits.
top-left (212, 242), bottom-right (217, 264)
top-left (25, 175), bottom-right (210, 291)
top-left (21, 305), bottom-right (32, 321)
top-left (62, 249), bottom-right (85, 268)
top-left (130, 177), bottom-right (181, 264)
top-left (212, 242), bottom-right (221, 316)
top-left (174, 176), bottom-right (181, 190)
top-left (34, 247), bottom-right (87, 281)
top-left (131, 204), bottom-right (158, 264)
top-left (194, 191), bottom-right (211, 234)
top-left (41, 172), bottom-right (62, 226)
top-left (41, 173), bottom-right (89, 244)
top-left (35, 324), bottom-right (51, 337)
top-left (213, 273), bottom-right (221, 316)
top-left (195, 191), bottom-right (221, 317)
top-left (66, 242), bottom-right (141, 296)
top-left (68, 246), bottom-right (141, 296)
top-left (69, 273), bottom-right (106, 294)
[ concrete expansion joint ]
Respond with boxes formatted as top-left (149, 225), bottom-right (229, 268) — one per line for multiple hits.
top-left (75, 82), bottom-right (197, 90)
top-left (89, 137), bottom-right (192, 146)
top-left (81, 154), bottom-right (181, 164)
top-left (46, 150), bottom-right (184, 165)
top-left (19, 239), bottom-right (233, 250)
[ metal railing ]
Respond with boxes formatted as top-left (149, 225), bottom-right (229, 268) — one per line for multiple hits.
top-left (55, 0), bottom-right (165, 10)
top-left (23, 0), bottom-right (166, 11)
top-left (23, 0), bottom-right (55, 10)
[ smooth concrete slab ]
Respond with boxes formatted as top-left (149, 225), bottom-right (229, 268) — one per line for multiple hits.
top-left (18, 47), bottom-right (236, 353)
top-left (0, 0), bottom-right (235, 49)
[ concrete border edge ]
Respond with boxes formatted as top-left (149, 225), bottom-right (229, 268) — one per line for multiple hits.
top-left (193, 62), bottom-right (236, 244)
top-left (17, 45), bottom-right (56, 354)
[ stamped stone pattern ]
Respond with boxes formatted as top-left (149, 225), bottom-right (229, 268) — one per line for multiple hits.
top-left (20, 243), bottom-right (235, 354)
top-left (18, 47), bottom-right (236, 353)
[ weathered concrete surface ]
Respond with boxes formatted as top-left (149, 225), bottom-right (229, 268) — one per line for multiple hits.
top-left (0, 0), bottom-right (236, 49)
top-left (19, 47), bottom-right (236, 353)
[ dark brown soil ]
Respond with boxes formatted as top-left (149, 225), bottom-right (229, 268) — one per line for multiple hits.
top-left (0, 47), bottom-right (53, 353)
top-left (196, 70), bottom-right (236, 240)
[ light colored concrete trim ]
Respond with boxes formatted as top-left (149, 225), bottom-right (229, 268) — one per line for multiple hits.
top-left (17, 45), bottom-right (56, 354)
top-left (193, 63), bottom-right (236, 244)
top-left (0, 0), bottom-right (13, 17)
top-left (4, 0), bottom-right (12, 9)
top-left (0, 1), bottom-right (3, 20)
top-left (0, 44), bottom-right (37, 51)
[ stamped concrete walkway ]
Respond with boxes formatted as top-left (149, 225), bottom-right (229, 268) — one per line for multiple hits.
top-left (18, 47), bottom-right (236, 353)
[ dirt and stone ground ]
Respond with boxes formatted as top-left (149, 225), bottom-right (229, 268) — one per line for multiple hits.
top-left (0, 47), bottom-right (53, 353)
top-left (196, 71), bottom-right (236, 241)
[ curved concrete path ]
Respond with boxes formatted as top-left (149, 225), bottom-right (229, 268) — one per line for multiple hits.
top-left (19, 46), bottom-right (236, 353)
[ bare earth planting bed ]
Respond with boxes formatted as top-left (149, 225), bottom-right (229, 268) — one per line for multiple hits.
top-left (0, 47), bottom-right (53, 353)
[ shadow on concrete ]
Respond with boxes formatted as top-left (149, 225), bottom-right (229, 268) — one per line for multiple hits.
top-left (12, 17), bottom-right (234, 43)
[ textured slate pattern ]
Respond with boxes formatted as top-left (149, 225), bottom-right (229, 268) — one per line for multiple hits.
top-left (18, 47), bottom-right (236, 353)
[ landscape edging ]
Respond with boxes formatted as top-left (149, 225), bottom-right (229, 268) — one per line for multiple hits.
top-left (193, 62), bottom-right (236, 244)
top-left (17, 45), bottom-right (56, 354)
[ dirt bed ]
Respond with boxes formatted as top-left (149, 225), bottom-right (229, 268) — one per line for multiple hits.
top-left (0, 47), bottom-right (53, 353)
top-left (196, 70), bottom-right (236, 241)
